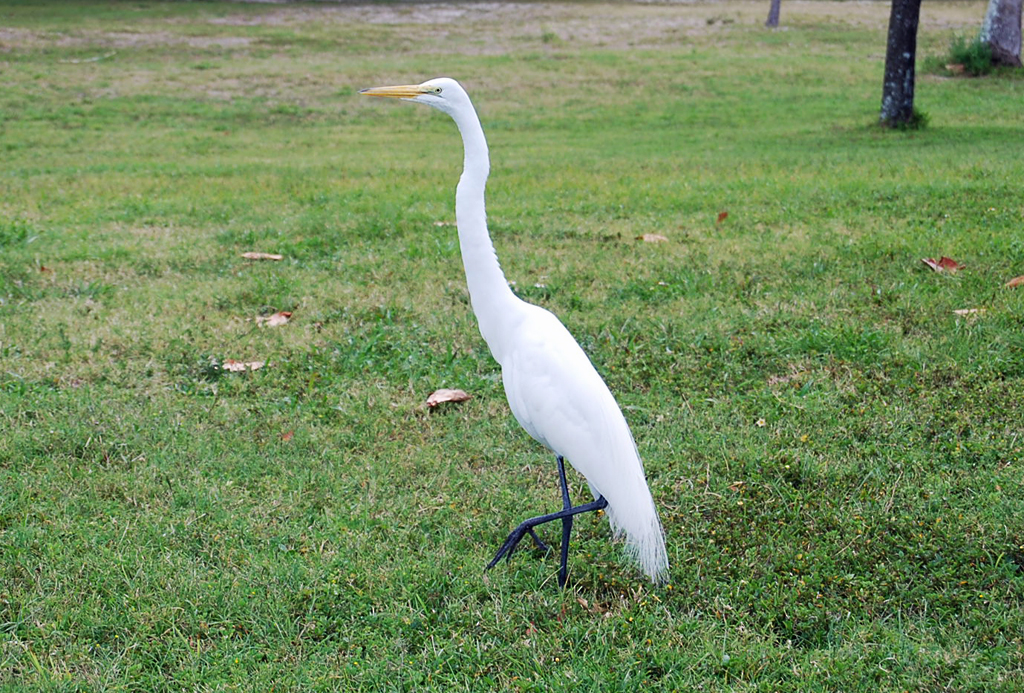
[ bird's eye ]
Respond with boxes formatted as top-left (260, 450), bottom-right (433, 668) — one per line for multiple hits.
top-left (432, 86), bottom-right (442, 95)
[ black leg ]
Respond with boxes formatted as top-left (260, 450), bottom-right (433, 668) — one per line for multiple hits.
top-left (486, 455), bottom-right (608, 588)
top-left (527, 528), bottom-right (549, 552)
top-left (556, 456), bottom-right (573, 588)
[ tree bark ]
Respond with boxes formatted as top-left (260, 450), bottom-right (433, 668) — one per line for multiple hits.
top-left (765, 0), bottom-right (781, 28)
top-left (980, 0), bottom-right (1023, 67)
top-left (880, 0), bottom-right (924, 127)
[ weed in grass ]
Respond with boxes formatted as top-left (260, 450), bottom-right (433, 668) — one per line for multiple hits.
top-left (0, 217), bottom-right (35, 248)
top-left (948, 33), bottom-right (995, 76)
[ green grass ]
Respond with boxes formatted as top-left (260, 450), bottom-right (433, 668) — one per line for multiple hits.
top-left (2, 0), bottom-right (1024, 690)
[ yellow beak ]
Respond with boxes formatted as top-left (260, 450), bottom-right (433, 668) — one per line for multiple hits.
top-left (360, 84), bottom-right (428, 99)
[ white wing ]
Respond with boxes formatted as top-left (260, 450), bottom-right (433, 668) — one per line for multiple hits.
top-left (501, 304), bottom-right (669, 582)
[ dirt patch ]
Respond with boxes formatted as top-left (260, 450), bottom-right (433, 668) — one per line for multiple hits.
top-left (0, 27), bottom-right (253, 51)
top-left (93, 31), bottom-right (254, 49)
top-left (207, 2), bottom-right (763, 48)
top-left (203, 1), bottom-right (982, 55)
top-left (0, 27), bottom-right (34, 43)
top-left (206, 1), bottom-right (983, 33)
top-left (208, 2), bottom-right (535, 27)
top-left (2, 2), bottom-right (983, 57)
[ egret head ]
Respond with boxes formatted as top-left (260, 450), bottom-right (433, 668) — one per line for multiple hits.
top-left (360, 77), bottom-right (469, 117)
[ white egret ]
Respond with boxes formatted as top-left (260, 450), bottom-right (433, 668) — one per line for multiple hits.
top-left (361, 78), bottom-right (668, 587)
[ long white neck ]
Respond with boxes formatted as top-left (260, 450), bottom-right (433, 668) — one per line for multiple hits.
top-left (450, 102), bottom-right (521, 363)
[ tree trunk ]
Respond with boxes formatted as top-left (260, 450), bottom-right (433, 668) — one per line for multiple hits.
top-left (880, 0), bottom-right (923, 127)
top-left (980, 0), bottom-right (1023, 67)
top-left (765, 0), bottom-right (781, 28)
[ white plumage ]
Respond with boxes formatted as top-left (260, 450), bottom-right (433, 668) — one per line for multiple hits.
top-left (362, 77), bottom-right (668, 585)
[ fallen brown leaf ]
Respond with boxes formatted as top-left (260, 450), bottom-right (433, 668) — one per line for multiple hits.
top-left (921, 256), bottom-right (964, 273)
top-left (717, 211), bottom-right (729, 224)
top-left (280, 430), bottom-right (294, 442)
top-left (1005, 275), bottom-right (1024, 288)
top-left (39, 265), bottom-right (53, 273)
top-left (222, 359), bottom-right (266, 372)
top-left (257, 311), bottom-right (292, 327)
top-left (426, 388), bottom-right (471, 407)
top-left (945, 63), bottom-right (966, 75)
top-left (241, 252), bottom-right (284, 261)
top-left (576, 596), bottom-right (608, 615)
top-left (637, 233), bottom-right (669, 243)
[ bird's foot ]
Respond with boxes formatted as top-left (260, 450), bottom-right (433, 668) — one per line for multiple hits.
top-left (485, 456), bottom-right (608, 588)
top-left (486, 521), bottom-right (546, 569)
top-left (528, 528), bottom-right (550, 552)
top-left (484, 496), bottom-right (608, 577)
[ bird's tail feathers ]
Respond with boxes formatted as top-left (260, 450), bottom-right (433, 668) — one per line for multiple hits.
top-left (571, 393), bottom-right (669, 583)
top-left (605, 498), bottom-right (669, 584)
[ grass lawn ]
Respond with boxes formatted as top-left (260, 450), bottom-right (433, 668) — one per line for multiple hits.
top-left (2, 0), bottom-right (1023, 689)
